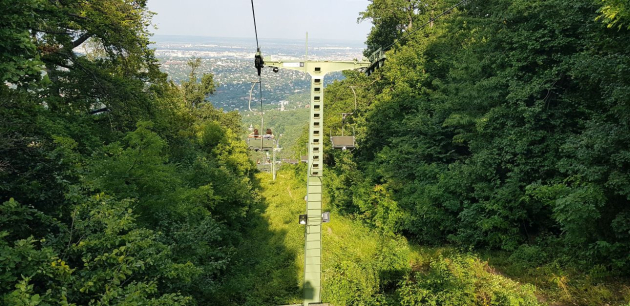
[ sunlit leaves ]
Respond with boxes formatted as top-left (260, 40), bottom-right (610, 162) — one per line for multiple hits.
top-left (597, 0), bottom-right (630, 29)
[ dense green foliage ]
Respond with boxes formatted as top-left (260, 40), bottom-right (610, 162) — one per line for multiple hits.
top-left (231, 169), bottom-right (544, 306)
top-left (211, 170), bottom-right (304, 306)
top-left (0, 1), bottom-right (257, 304)
top-left (328, 0), bottom-right (630, 276)
top-left (3, 0), bottom-right (630, 304)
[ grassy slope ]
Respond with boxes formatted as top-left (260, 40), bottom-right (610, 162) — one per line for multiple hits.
top-left (479, 251), bottom-right (630, 306)
top-left (219, 167), bottom-right (562, 305)
top-left (210, 170), bottom-right (305, 306)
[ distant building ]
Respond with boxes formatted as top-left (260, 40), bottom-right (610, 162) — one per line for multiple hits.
top-left (279, 100), bottom-right (289, 111)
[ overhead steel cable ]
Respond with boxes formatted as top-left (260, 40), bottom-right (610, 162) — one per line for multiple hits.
top-left (250, 0), bottom-right (260, 49)
top-left (250, 0), bottom-right (265, 148)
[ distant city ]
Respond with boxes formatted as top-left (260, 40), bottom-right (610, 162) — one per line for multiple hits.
top-left (151, 35), bottom-right (367, 112)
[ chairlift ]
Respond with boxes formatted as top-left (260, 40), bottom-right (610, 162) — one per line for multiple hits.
top-left (330, 132), bottom-right (356, 151)
top-left (282, 158), bottom-right (299, 164)
top-left (330, 113), bottom-right (356, 150)
top-left (256, 163), bottom-right (271, 172)
top-left (248, 138), bottom-right (275, 151)
top-left (365, 47), bottom-right (386, 76)
top-left (331, 86), bottom-right (360, 150)
top-left (255, 155), bottom-right (272, 171)
top-left (247, 126), bottom-right (276, 151)
top-left (247, 136), bottom-right (275, 151)
top-left (248, 53), bottom-right (275, 152)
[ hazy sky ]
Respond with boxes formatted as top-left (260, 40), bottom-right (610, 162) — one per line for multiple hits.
top-left (147, 0), bottom-right (373, 41)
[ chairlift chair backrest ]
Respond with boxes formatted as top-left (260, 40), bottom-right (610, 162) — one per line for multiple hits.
top-left (331, 116), bottom-right (356, 150)
top-left (330, 135), bottom-right (355, 150)
top-left (247, 137), bottom-right (275, 151)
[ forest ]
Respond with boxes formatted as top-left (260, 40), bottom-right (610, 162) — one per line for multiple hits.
top-left (1, 0), bottom-right (630, 305)
top-left (326, 0), bottom-right (630, 275)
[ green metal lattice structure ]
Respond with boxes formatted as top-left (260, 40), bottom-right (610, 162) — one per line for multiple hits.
top-left (265, 59), bottom-right (370, 306)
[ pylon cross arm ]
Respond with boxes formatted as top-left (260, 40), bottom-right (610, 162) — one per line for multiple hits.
top-left (265, 60), bottom-right (370, 76)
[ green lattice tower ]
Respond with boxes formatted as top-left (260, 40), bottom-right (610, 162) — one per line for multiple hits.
top-left (265, 60), bottom-right (370, 306)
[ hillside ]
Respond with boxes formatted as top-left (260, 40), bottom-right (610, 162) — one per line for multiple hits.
top-left (323, 0), bottom-right (630, 300)
top-left (213, 168), bottom-right (545, 305)
top-left (211, 167), bottom-right (630, 305)
top-left (2, 0), bottom-right (630, 305)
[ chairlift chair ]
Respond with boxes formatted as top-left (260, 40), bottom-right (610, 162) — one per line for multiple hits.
top-left (247, 137), bottom-right (275, 151)
top-left (330, 135), bottom-right (355, 150)
top-left (247, 128), bottom-right (276, 151)
top-left (330, 113), bottom-right (356, 150)
top-left (256, 163), bottom-right (271, 172)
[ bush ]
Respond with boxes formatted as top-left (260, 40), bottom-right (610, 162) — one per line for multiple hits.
top-left (397, 254), bottom-right (542, 306)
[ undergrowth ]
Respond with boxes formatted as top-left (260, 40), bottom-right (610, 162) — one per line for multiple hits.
top-left (481, 249), bottom-right (630, 306)
top-left (218, 167), bottom-right (549, 305)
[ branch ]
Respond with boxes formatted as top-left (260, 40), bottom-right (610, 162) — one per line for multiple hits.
top-left (89, 107), bottom-right (110, 115)
top-left (67, 13), bottom-right (87, 20)
top-left (33, 28), bottom-right (72, 35)
top-left (72, 33), bottom-right (92, 48)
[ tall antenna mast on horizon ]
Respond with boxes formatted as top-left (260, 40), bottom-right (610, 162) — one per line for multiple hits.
top-left (305, 32), bottom-right (308, 61)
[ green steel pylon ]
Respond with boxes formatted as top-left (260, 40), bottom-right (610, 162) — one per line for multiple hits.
top-left (265, 59), bottom-right (370, 306)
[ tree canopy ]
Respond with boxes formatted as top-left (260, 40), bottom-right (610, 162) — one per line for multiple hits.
top-left (1, 1), bottom-right (258, 304)
top-left (328, 0), bottom-right (630, 274)
top-left (3, 0), bottom-right (630, 304)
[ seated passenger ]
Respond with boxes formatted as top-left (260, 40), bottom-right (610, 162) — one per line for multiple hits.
top-left (249, 128), bottom-right (260, 138)
top-left (263, 128), bottom-right (274, 139)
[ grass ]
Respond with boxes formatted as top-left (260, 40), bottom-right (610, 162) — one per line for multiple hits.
top-left (216, 167), bottom-right (557, 305)
top-left (213, 166), bottom-right (630, 305)
top-left (210, 170), bottom-right (305, 306)
top-left (479, 250), bottom-right (630, 306)
top-left (319, 208), bottom-right (543, 306)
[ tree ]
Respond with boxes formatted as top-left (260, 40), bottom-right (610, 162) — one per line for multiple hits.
top-left (1, 2), bottom-right (260, 303)
top-left (359, 0), bottom-right (433, 56)
top-left (182, 58), bottom-right (216, 108)
top-left (330, 0), bottom-right (630, 272)
top-left (0, 0), bottom-right (44, 85)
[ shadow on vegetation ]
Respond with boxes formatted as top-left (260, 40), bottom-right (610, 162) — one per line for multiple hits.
top-left (379, 268), bottom-right (408, 293)
top-left (211, 173), bottom-right (302, 306)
